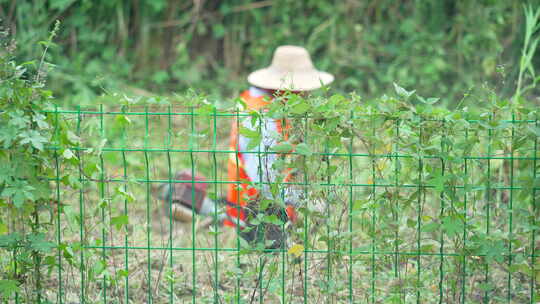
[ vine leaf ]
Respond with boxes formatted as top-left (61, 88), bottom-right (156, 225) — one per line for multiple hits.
top-left (0, 126), bottom-right (18, 149)
top-left (1, 180), bottom-right (35, 208)
top-left (295, 143), bottom-right (312, 156)
top-left (62, 148), bottom-right (75, 159)
top-left (28, 233), bottom-right (56, 253)
top-left (0, 163), bottom-right (14, 184)
top-left (272, 142), bottom-right (293, 153)
top-left (32, 113), bottom-right (49, 129)
top-left (115, 187), bottom-right (135, 203)
top-left (19, 130), bottom-right (48, 151)
top-left (393, 83), bottom-right (415, 99)
top-left (0, 280), bottom-right (21, 300)
top-left (8, 110), bottom-right (29, 128)
top-left (111, 215), bottom-right (129, 230)
top-left (288, 243), bottom-right (304, 258)
top-left (442, 216), bottom-right (464, 237)
top-left (417, 96), bottom-right (440, 104)
top-left (240, 125), bottom-right (261, 150)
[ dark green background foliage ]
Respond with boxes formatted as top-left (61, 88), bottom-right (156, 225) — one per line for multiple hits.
top-left (2, 0), bottom-right (538, 104)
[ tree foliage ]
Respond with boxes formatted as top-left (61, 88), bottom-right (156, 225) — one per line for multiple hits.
top-left (2, 0), bottom-right (538, 104)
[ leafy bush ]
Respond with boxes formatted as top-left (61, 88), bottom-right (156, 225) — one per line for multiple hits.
top-left (0, 21), bottom-right (76, 302)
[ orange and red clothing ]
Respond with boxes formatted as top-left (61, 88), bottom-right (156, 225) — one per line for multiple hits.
top-left (223, 87), bottom-right (297, 227)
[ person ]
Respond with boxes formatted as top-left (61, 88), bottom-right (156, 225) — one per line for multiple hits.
top-left (159, 45), bottom-right (334, 247)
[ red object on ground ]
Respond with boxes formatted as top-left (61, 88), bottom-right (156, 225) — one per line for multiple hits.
top-left (174, 170), bottom-right (208, 212)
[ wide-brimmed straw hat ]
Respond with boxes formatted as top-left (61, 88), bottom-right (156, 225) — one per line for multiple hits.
top-left (247, 45), bottom-right (334, 91)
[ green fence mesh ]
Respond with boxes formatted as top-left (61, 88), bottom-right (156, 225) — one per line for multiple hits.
top-left (2, 100), bottom-right (540, 303)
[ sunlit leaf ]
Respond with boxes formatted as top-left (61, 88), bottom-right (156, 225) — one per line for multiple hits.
top-left (288, 243), bottom-right (304, 258)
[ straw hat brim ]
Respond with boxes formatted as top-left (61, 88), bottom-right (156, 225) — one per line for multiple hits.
top-left (247, 68), bottom-right (334, 91)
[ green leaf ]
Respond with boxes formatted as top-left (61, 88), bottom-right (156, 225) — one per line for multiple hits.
top-left (92, 260), bottom-right (107, 276)
top-left (94, 138), bottom-right (108, 155)
top-left (239, 126), bottom-right (260, 139)
top-left (62, 148), bottom-right (75, 159)
top-left (0, 223), bottom-right (7, 235)
top-left (146, 0), bottom-right (166, 11)
top-left (115, 187), bottom-right (135, 203)
top-left (0, 163), bottom-right (14, 184)
top-left (263, 214), bottom-right (283, 225)
top-left (1, 180), bottom-right (35, 208)
top-left (272, 142), bottom-right (293, 153)
top-left (290, 101), bottom-right (310, 115)
top-left (238, 234), bottom-right (251, 249)
top-left (417, 96), bottom-right (440, 104)
top-left (295, 143), bottom-right (312, 156)
top-left (83, 162), bottom-right (101, 177)
top-left (8, 110), bottom-right (29, 128)
top-left (195, 103), bottom-right (215, 115)
top-left (288, 243), bottom-right (304, 258)
top-left (393, 83), bottom-right (415, 99)
top-left (259, 199), bottom-right (272, 211)
top-left (117, 269), bottom-right (129, 279)
top-left (212, 23), bottom-right (226, 38)
top-left (19, 130), bottom-right (48, 151)
top-left (529, 126), bottom-right (540, 137)
top-left (428, 174), bottom-right (447, 192)
top-left (111, 215), bottom-right (129, 230)
top-left (480, 238), bottom-right (505, 263)
top-left (59, 243), bottom-right (75, 259)
top-left (32, 113), bottom-right (49, 129)
top-left (66, 131), bottom-right (80, 144)
top-left (422, 221), bottom-right (439, 233)
top-left (115, 114), bottom-right (131, 127)
top-left (0, 279), bottom-right (21, 299)
top-left (28, 233), bottom-right (56, 253)
top-left (247, 135), bottom-right (262, 150)
top-left (0, 126), bottom-right (19, 149)
top-left (420, 244), bottom-right (436, 253)
top-left (32, 180), bottom-right (52, 200)
top-left (0, 233), bottom-right (22, 247)
top-left (151, 70), bottom-right (169, 84)
top-left (441, 215), bottom-right (464, 237)
top-left (50, 0), bottom-right (75, 10)
top-left (235, 97), bottom-right (248, 110)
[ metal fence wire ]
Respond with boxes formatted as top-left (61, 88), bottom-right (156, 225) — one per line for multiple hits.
top-left (3, 99), bottom-right (540, 303)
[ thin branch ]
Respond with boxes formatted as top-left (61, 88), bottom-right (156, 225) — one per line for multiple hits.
top-left (231, 0), bottom-right (273, 13)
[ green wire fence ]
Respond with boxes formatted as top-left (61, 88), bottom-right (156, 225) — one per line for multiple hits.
top-left (2, 96), bottom-right (540, 303)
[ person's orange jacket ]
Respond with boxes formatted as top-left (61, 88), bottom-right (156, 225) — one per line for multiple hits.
top-left (223, 90), bottom-right (297, 227)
